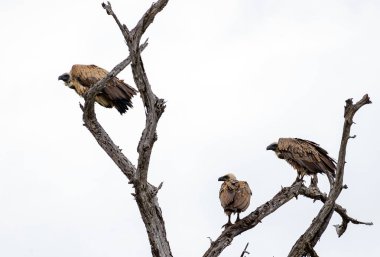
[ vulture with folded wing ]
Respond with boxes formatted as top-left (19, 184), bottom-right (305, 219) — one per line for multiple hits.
top-left (218, 173), bottom-right (252, 228)
top-left (58, 64), bottom-right (137, 114)
top-left (266, 138), bottom-right (336, 181)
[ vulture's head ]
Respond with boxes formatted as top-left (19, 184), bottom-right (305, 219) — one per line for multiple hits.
top-left (58, 72), bottom-right (74, 89)
top-left (266, 142), bottom-right (284, 159)
top-left (266, 142), bottom-right (278, 152)
top-left (218, 173), bottom-right (237, 182)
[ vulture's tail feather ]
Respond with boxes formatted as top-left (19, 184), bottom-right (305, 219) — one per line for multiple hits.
top-left (113, 99), bottom-right (133, 115)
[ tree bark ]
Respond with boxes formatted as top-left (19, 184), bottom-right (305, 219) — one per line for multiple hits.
top-left (82, 1), bottom-right (172, 257)
top-left (288, 94), bottom-right (372, 257)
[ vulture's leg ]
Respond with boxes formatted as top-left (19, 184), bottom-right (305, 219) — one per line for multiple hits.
top-left (235, 212), bottom-right (241, 222)
top-left (222, 214), bottom-right (232, 229)
top-left (298, 172), bottom-right (306, 183)
top-left (293, 174), bottom-right (303, 185)
top-left (310, 174), bottom-right (318, 187)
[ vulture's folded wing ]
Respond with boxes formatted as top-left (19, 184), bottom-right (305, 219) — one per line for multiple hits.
top-left (219, 182), bottom-right (236, 209)
top-left (233, 181), bottom-right (251, 212)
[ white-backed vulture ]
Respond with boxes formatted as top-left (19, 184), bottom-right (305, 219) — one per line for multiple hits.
top-left (58, 64), bottom-right (137, 114)
top-left (218, 173), bottom-right (252, 228)
top-left (266, 138), bottom-right (336, 180)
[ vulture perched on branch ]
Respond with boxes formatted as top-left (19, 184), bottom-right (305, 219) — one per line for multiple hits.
top-left (218, 173), bottom-right (252, 228)
top-left (266, 138), bottom-right (336, 182)
top-left (58, 64), bottom-right (137, 114)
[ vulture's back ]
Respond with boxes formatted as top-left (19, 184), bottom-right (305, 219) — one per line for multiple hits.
top-left (278, 138), bottom-right (336, 177)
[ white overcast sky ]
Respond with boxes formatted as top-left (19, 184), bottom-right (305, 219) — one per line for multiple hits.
top-left (0, 0), bottom-right (379, 256)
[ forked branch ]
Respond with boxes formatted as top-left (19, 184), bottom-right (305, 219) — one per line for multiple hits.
top-left (82, 1), bottom-right (172, 257)
top-left (299, 184), bottom-right (373, 238)
top-left (81, 42), bottom-right (148, 180)
top-left (288, 94), bottom-right (372, 257)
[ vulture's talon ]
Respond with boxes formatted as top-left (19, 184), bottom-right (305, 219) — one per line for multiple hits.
top-left (221, 222), bottom-right (232, 229)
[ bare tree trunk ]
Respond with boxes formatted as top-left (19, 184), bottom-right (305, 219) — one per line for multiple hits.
top-left (82, 1), bottom-right (172, 257)
top-left (288, 94), bottom-right (372, 257)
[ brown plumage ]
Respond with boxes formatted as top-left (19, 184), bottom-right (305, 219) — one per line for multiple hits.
top-left (58, 64), bottom-right (137, 114)
top-left (218, 173), bottom-right (252, 228)
top-left (266, 138), bottom-right (336, 180)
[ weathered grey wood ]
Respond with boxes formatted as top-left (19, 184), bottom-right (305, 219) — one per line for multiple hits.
top-left (288, 94), bottom-right (372, 257)
top-left (102, 2), bottom-right (171, 255)
top-left (299, 183), bottom-right (373, 237)
top-left (83, 1), bottom-right (172, 257)
top-left (81, 40), bottom-right (148, 179)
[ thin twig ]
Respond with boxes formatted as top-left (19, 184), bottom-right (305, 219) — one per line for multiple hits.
top-left (240, 242), bottom-right (250, 257)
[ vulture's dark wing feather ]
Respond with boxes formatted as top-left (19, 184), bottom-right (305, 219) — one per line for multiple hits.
top-left (296, 138), bottom-right (336, 177)
top-left (102, 79), bottom-right (137, 109)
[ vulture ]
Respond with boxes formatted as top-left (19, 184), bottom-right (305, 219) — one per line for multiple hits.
top-left (266, 138), bottom-right (336, 181)
top-left (58, 64), bottom-right (137, 114)
top-left (218, 173), bottom-right (252, 228)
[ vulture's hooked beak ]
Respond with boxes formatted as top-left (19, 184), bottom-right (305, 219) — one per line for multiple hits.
top-left (266, 143), bottom-right (277, 151)
top-left (218, 175), bottom-right (227, 181)
top-left (58, 73), bottom-right (70, 82)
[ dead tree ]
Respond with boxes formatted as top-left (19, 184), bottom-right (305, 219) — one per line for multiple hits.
top-left (82, 1), bottom-right (170, 257)
top-left (76, 1), bottom-right (373, 257)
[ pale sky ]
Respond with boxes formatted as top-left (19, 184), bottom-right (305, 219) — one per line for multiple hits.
top-left (0, 0), bottom-right (379, 256)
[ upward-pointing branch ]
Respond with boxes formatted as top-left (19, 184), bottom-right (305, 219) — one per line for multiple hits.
top-left (288, 94), bottom-right (372, 257)
top-left (82, 41), bottom-right (148, 120)
top-left (99, 2), bottom-right (172, 257)
top-left (81, 41), bottom-right (148, 180)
